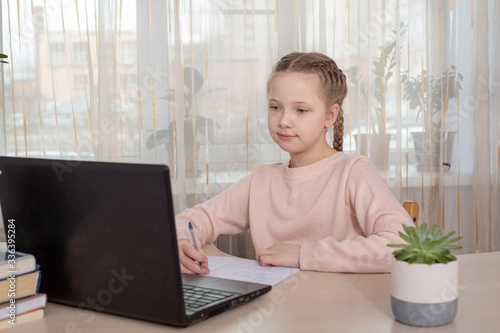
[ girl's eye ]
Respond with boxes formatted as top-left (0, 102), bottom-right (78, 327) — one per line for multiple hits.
top-left (269, 105), bottom-right (280, 111)
top-left (297, 108), bottom-right (308, 113)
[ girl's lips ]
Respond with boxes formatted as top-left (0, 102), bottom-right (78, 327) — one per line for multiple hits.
top-left (278, 133), bottom-right (296, 140)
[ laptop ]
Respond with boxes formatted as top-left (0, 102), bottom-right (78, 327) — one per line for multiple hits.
top-left (0, 156), bottom-right (271, 327)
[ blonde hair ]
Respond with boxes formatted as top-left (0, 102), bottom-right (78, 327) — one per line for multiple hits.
top-left (267, 52), bottom-right (348, 151)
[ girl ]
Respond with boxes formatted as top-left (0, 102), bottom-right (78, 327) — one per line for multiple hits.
top-left (176, 52), bottom-right (413, 274)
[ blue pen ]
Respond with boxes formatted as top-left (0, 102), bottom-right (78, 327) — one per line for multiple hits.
top-left (188, 222), bottom-right (203, 269)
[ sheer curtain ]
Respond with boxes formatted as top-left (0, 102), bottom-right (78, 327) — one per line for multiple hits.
top-left (1, 0), bottom-right (498, 257)
top-left (282, 0), bottom-right (499, 255)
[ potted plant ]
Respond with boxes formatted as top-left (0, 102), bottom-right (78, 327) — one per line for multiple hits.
top-left (388, 223), bottom-right (462, 327)
top-left (146, 66), bottom-right (222, 177)
top-left (347, 22), bottom-right (406, 169)
top-left (402, 66), bottom-right (463, 172)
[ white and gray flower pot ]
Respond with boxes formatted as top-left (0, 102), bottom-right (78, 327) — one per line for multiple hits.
top-left (390, 256), bottom-right (459, 327)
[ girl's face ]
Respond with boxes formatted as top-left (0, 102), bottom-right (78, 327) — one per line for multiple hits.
top-left (267, 72), bottom-right (338, 167)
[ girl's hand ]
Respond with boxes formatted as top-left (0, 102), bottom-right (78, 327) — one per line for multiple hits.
top-left (255, 242), bottom-right (301, 268)
top-left (178, 239), bottom-right (210, 274)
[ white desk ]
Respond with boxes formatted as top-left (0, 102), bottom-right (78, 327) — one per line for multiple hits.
top-left (7, 249), bottom-right (500, 333)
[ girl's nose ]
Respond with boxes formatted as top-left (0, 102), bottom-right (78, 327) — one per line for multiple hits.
top-left (278, 110), bottom-right (292, 128)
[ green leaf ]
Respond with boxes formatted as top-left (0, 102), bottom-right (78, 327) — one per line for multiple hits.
top-left (388, 223), bottom-right (462, 264)
top-left (387, 243), bottom-right (409, 248)
top-left (398, 232), bottom-right (412, 245)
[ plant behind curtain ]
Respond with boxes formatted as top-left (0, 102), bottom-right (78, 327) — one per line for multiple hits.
top-left (1, 0), bottom-right (498, 257)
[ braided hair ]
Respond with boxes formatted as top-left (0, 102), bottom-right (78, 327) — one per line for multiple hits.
top-left (267, 52), bottom-right (348, 151)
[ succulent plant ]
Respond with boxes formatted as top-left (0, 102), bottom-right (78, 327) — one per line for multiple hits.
top-left (388, 223), bottom-right (462, 264)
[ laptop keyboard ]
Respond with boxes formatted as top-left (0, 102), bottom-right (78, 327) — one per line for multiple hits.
top-left (183, 285), bottom-right (239, 309)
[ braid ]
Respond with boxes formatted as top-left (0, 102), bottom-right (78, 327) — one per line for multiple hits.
top-left (332, 109), bottom-right (344, 152)
top-left (311, 57), bottom-right (346, 152)
top-left (311, 59), bottom-right (347, 97)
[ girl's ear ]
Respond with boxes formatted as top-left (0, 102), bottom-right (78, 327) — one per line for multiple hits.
top-left (325, 103), bottom-right (339, 129)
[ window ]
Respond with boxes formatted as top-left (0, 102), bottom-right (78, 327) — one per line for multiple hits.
top-left (73, 42), bottom-right (88, 65)
top-left (74, 74), bottom-right (89, 89)
top-left (121, 41), bottom-right (136, 64)
top-left (124, 73), bottom-right (136, 88)
top-left (50, 42), bottom-right (66, 66)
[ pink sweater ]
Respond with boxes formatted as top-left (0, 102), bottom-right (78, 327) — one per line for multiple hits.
top-left (175, 152), bottom-right (413, 273)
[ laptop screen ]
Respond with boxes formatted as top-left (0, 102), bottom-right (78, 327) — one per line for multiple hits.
top-left (0, 157), bottom-right (187, 325)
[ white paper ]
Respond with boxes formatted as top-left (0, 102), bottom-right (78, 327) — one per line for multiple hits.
top-left (205, 256), bottom-right (299, 286)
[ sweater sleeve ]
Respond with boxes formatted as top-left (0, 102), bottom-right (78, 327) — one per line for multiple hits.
top-left (300, 158), bottom-right (414, 273)
top-left (175, 172), bottom-right (253, 247)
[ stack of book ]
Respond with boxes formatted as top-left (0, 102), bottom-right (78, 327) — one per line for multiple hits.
top-left (0, 250), bottom-right (46, 329)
